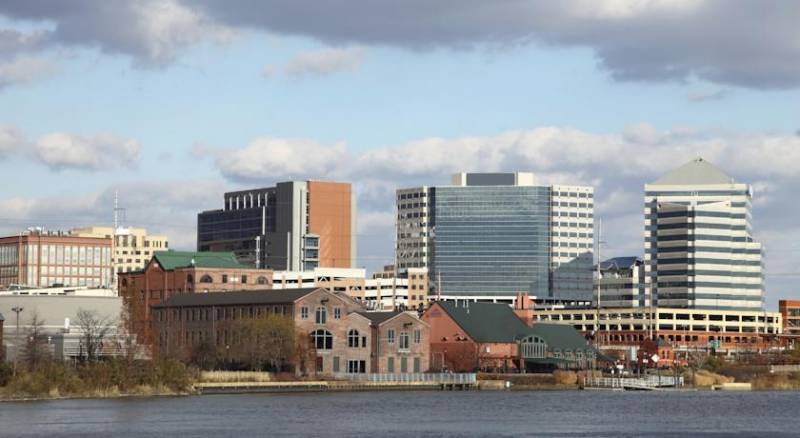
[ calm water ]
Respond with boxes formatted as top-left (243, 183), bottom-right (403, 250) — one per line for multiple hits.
top-left (1, 390), bottom-right (799, 437)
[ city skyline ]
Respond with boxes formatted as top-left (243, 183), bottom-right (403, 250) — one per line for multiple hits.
top-left (0, 2), bottom-right (799, 309)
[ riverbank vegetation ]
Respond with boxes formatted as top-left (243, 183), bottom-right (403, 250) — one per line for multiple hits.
top-left (0, 310), bottom-right (195, 400)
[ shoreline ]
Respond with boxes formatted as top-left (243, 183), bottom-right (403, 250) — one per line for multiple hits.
top-left (2, 382), bottom-right (793, 402)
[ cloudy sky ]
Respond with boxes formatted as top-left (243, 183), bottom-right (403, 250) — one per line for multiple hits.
top-left (1, 1), bottom-right (799, 308)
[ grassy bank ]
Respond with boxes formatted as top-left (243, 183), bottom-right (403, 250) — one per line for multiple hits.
top-left (0, 359), bottom-right (195, 401)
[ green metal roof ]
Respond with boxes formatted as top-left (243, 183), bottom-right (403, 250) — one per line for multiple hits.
top-left (152, 250), bottom-right (248, 270)
top-left (437, 301), bottom-right (530, 343)
top-left (526, 323), bottom-right (594, 352)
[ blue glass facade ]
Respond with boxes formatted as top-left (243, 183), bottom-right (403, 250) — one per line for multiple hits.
top-left (431, 186), bottom-right (551, 297)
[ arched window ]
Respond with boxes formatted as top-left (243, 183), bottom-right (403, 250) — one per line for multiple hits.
top-left (521, 335), bottom-right (547, 359)
top-left (348, 329), bottom-right (360, 348)
top-left (186, 275), bottom-right (194, 283)
top-left (311, 329), bottom-right (333, 350)
top-left (121, 278), bottom-right (128, 287)
top-left (257, 276), bottom-right (268, 285)
top-left (315, 306), bottom-right (327, 324)
top-left (200, 275), bottom-right (213, 283)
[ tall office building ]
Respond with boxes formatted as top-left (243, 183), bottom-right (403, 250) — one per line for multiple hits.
top-left (396, 173), bottom-right (594, 302)
top-left (197, 181), bottom-right (357, 271)
top-left (644, 158), bottom-right (764, 310)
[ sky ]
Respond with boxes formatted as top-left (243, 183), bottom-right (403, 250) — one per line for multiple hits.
top-left (0, 1), bottom-right (799, 309)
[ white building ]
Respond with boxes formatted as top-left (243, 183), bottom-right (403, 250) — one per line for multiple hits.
top-left (644, 158), bottom-right (764, 311)
top-left (271, 267), bottom-right (416, 311)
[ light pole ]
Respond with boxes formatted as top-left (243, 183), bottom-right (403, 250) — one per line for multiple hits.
top-left (11, 306), bottom-right (23, 375)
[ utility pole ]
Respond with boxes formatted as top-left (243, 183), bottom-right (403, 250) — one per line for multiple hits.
top-left (11, 306), bottom-right (23, 375)
top-left (595, 219), bottom-right (604, 347)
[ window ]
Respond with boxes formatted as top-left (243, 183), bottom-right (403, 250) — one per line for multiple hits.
top-left (315, 306), bottom-right (327, 324)
top-left (334, 307), bottom-right (342, 319)
top-left (300, 306), bottom-right (309, 319)
top-left (312, 329), bottom-right (333, 350)
top-left (387, 357), bottom-right (395, 373)
top-left (200, 275), bottom-right (213, 283)
top-left (257, 276), bottom-right (268, 285)
top-left (222, 274), bottom-right (228, 284)
top-left (413, 329), bottom-right (421, 344)
top-left (347, 360), bottom-right (366, 374)
top-left (187, 275), bottom-right (193, 284)
top-left (399, 332), bottom-right (410, 351)
top-left (348, 329), bottom-right (360, 348)
top-left (241, 275), bottom-right (247, 284)
top-left (387, 329), bottom-right (395, 344)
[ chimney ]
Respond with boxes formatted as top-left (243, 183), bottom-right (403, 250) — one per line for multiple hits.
top-left (513, 292), bottom-right (534, 327)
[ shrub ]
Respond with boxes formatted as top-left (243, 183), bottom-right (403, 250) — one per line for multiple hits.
top-left (553, 370), bottom-right (578, 385)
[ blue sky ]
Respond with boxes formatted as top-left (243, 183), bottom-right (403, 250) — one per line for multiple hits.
top-left (1, 1), bottom-right (799, 308)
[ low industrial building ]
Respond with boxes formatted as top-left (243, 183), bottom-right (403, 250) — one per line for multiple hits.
top-left (118, 251), bottom-right (274, 344)
top-left (0, 287), bottom-right (126, 362)
top-left (150, 287), bottom-right (430, 375)
top-left (423, 296), bottom-right (596, 373)
top-left (779, 300), bottom-right (800, 336)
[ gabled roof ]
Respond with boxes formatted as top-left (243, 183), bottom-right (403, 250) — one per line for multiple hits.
top-left (600, 256), bottom-right (642, 270)
top-left (437, 301), bottom-right (530, 343)
top-left (652, 157), bottom-right (734, 185)
top-left (356, 311), bottom-right (403, 325)
top-left (152, 250), bottom-right (248, 271)
top-left (528, 323), bottom-right (593, 351)
top-left (152, 288), bottom-right (322, 308)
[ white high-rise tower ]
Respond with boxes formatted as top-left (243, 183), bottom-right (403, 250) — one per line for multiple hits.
top-left (644, 158), bottom-right (763, 310)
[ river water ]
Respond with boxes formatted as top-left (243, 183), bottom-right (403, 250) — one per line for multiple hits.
top-left (1, 390), bottom-right (799, 437)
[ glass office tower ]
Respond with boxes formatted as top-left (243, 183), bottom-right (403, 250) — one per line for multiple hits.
top-left (397, 173), bottom-right (594, 302)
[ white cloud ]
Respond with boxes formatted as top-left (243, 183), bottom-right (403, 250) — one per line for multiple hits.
top-left (0, 56), bottom-right (57, 89)
top-left (215, 136), bottom-right (347, 182)
top-left (264, 47), bottom-right (363, 78)
top-left (0, 124), bottom-right (24, 156)
top-left (32, 132), bottom-right (140, 171)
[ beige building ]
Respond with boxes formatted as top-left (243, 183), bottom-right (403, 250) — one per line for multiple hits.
top-left (72, 226), bottom-right (168, 276)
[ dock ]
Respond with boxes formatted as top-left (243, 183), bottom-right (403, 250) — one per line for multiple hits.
top-left (194, 373), bottom-right (478, 394)
top-left (583, 375), bottom-right (684, 391)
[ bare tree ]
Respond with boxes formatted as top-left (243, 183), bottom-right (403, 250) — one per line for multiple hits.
top-left (230, 314), bottom-right (296, 371)
top-left (76, 309), bottom-right (115, 362)
top-left (21, 311), bottom-right (51, 370)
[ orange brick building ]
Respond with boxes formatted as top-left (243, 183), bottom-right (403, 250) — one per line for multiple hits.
top-left (197, 180), bottom-right (356, 271)
top-left (0, 230), bottom-right (113, 289)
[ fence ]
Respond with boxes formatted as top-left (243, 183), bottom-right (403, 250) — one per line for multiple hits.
top-left (333, 373), bottom-right (477, 384)
top-left (584, 375), bottom-right (683, 389)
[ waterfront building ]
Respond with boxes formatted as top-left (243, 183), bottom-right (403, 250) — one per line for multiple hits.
top-left (118, 251), bottom-right (274, 344)
top-left (779, 300), bottom-right (800, 336)
top-left (0, 287), bottom-right (128, 362)
top-left (197, 181), bottom-right (357, 270)
top-left (532, 306), bottom-right (782, 353)
top-left (423, 298), bottom-right (596, 373)
top-left (644, 158), bottom-right (764, 310)
top-left (595, 257), bottom-right (647, 308)
top-left (0, 230), bottom-right (113, 290)
top-left (150, 287), bottom-right (430, 375)
top-left (396, 172), bottom-right (594, 303)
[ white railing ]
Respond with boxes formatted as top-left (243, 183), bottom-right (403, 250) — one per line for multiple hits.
top-left (585, 375), bottom-right (683, 389)
top-left (334, 373), bottom-right (477, 384)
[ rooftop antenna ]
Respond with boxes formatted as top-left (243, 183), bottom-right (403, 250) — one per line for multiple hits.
top-left (113, 190), bottom-right (126, 230)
